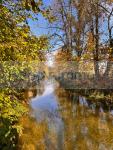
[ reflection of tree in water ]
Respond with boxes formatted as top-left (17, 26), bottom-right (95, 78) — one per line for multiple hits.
top-left (21, 80), bottom-right (113, 150)
top-left (18, 116), bottom-right (48, 150)
top-left (36, 81), bottom-right (45, 96)
top-left (55, 88), bottom-right (113, 150)
top-left (24, 81), bottom-right (45, 101)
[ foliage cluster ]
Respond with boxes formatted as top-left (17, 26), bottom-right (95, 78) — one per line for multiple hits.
top-left (0, 0), bottom-right (49, 149)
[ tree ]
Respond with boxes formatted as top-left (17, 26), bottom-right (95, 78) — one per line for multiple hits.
top-left (52, 0), bottom-right (113, 79)
top-left (50, 0), bottom-right (88, 58)
top-left (0, 0), bottom-right (49, 149)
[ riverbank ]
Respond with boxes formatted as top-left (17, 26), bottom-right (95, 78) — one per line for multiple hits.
top-left (56, 78), bottom-right (113, 105)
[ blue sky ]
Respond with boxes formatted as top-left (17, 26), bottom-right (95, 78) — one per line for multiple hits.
top-left (28, 0), bottom-right (52, 36)
top-left (28, 15), bottom-right (49, 36)
top-left (27, 1), bottom-right (113, 50)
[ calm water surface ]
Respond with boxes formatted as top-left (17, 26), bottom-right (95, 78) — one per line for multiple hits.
top-left (19, 79), bottom-right (113, 150)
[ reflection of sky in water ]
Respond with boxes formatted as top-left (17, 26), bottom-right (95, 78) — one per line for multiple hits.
top-left (31, 84), bottom-right (58, 117)
top-left (27, 79), bottom-right (113, 149)
top-left (30, 80), bottom-right (64, 148)
top-left (79, 96), bottom-right (88, 107)
top-left (30, 81), bottom-right (59, 121)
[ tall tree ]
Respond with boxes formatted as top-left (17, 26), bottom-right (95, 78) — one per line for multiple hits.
top-left (50, 0), bottom-right (88, 57)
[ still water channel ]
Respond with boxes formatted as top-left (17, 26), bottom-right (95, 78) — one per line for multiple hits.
top-left (19, 79), bottom-right (113, 150)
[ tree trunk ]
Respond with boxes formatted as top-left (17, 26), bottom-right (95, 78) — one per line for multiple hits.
top-left (94, 3), bottom-right (100, 79)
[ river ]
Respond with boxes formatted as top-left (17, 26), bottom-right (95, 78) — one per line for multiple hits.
top-left (19, 79), bottom-right (113, 150)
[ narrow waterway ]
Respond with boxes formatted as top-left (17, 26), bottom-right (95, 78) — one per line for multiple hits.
top-left (19, 79), bottom-right (113, 150)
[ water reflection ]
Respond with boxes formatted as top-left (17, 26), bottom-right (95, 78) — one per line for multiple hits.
top-left (55, 87), bottom-right (113, 150)
top-left (30, 80), bottom-right (64, 150)
top-left (19, 79), bottom-right (113, 150)
top-left (79, 96), bottom-right (88, 107)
